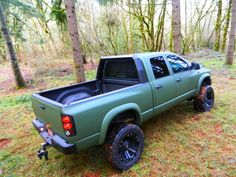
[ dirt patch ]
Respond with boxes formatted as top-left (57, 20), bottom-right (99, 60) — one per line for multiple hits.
top-left (33, 62), bottom-right (97, 80)
top-left (194, 130), bottom-right (207, 137)
top-left (214, 123), bottom-right (224, 134)
top-left (0, 138), bottom-right (11, 149)
top-left (0, 61), bottom-right (98, 96)
top-left (56, 66), bottom-right (72, 76)
top-left (0, 66), bottom-right (32, 93)
top-left (83, 171), bottom-right (101, 177)
top-left (191, 115), bottom-right (201, 121)
top-left (185, 48), bottom-right (224, 59)
top-left (84, 63), bottom-right (98, 71)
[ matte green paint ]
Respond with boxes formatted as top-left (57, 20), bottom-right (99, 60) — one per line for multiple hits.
top-left (98, 103), bottom-right (142, 144)
top-left (31, 52), bottom-right (211, 152)
top-left (31, 97), bottom-right (64, 136)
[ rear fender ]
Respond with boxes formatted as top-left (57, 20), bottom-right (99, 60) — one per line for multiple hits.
top-left (98, 103), bottom-right (141, 145)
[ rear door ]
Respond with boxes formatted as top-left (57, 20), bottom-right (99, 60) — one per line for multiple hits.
top-left (148, 55), bottom-right (177, 113)
top-left (165, 54), bottom-right (196, 97)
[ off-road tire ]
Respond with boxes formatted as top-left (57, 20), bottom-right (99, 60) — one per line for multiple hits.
top-left (193, 85), bottom-right (214, 112)
top-left (105, 123), bottom-right (144, 171)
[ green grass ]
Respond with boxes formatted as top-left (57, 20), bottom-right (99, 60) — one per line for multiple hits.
top-left (201, 59), bottom-right (236, 70)
top-left (201, 58), bottom-right (236, 79)
top-left (0, 58), bottom-right (235, 176)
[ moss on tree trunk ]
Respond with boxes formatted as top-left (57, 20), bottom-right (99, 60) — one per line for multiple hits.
top-left (214, 0), bottom-right (222, 51)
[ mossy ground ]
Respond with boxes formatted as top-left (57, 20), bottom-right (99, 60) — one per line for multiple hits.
top-left (0, 56), bottom-right (235, 176)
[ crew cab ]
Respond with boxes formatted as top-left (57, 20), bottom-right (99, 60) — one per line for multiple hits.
top-left (32, 52), bottom-right (214, 170)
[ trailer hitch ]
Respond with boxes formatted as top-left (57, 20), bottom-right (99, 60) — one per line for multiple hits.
top-left (37, 142), bottom-right (49, 160)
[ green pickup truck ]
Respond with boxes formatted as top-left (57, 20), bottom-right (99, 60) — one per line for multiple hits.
top-left (32, 52), bottom-right (214, 170)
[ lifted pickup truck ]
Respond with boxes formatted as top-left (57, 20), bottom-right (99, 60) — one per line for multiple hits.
top-left (32, 52), bottom-right (214, 170)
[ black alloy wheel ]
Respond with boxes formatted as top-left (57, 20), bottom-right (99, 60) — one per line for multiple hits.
top-left (193, 85), bottom-right (214, 112)
top-left (105, 123), bottom-right (144, 171)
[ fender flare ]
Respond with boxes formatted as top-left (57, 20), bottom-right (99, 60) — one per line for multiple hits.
top-left (196, 73), bottom-right (211, 94)
top-left (98, 103), bottom-right (142, 145)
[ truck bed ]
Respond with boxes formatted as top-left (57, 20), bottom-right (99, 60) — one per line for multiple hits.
top-left (38, 79), bottom-right (139, 105)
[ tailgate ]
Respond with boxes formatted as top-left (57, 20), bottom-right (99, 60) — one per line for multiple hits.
top-left (31, 94), bottom-right (64, 136)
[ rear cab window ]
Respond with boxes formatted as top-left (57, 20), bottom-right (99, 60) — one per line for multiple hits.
top-left (103, 59), bottom-right (139, 81)
top-left (150, 56), bottom-right (170, 79)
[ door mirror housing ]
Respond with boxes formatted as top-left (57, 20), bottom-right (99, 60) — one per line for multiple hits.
top-left (190, 62), bottom-right (201, 70)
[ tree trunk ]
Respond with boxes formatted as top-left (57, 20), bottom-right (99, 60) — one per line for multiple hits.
top-left (122, 13), bottom-right (128, 53)
top-left (214, 0), bottom-right (222, 51)
top-left (222, 0), bottom-right (232, 51)
top-left (169, 18), bottom-right (173, 51)
top-left (0, 2), bottom-right (25, 88)
top-left (128, 0), bottom-right (133, 53)
top-left (64, 0), bottom-right (85, 82)
top-left (155, 0), bottom-right (167, 51)
top-left (226, 0), bottom-right (236, 65)
top-left (171, 0), bottom-right (181, 54)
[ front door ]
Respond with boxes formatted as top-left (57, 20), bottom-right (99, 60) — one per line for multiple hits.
top-left (165, 54), bottom-right (196, 97)
top-left (148, 55), bottom-right (177, 114)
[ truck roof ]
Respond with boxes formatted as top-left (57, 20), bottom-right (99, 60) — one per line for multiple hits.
top-left (100, 52), bottom-right (176, 60)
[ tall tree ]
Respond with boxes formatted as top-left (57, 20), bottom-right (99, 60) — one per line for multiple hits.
top-left (119, 0), bottom-right (166, 52)
top-left (155, 0), bottom-right (167, 51)
top-left (171, 0), bottom-right (181, 54)
top-left (0, 2), bottom-right (25, 88)
top-left (214, 0), bottom-right (222, 51)
top-left (64, 0), bottom-right (85, 82)
top-left (35, 0), bottom-right (59, 56)
top-left (226, 0), bottom-right (236, 65)
top-left (222, 0), bottom-right (232, 51)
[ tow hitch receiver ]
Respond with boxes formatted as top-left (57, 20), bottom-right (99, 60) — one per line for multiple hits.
top-left (37, 142), bottom-right (49, 160)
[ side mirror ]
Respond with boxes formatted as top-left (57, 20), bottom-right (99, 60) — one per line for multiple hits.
top-left (190, 62), bottom-right (201, 70)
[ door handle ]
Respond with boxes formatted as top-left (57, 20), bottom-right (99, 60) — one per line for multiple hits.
top-left (155, 84), bottom-right (163, 89)
top-left (40, 105), bottom-right (46, 110)
top-left (176, 78), bottom-right (182, 82)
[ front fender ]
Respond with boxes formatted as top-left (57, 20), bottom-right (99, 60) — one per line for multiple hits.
top-left (98, 103), bottom-right (141, 145)
top-left (196, 73), bottom-right (211, 94)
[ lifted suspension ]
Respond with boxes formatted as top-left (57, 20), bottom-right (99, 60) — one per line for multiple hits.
top-left (37, 142), bottom-right (49, 160)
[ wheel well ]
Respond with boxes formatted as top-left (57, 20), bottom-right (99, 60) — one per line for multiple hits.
top-left (202, 76), bottom-right (211, 86)
top-left (111, 110), bottom-right (139, 125)
top-left (107, 110), bottom-right (139, 133)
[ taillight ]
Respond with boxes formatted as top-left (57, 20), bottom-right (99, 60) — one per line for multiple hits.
top-left (63, 123), bottom-right (73, 130)
top-left (61, 115), bottom-right (76, 136)
top-left (62, 115), bottom-right (71, 123)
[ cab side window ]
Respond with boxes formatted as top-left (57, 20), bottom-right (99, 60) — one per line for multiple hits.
top-left (166, 55), bottom-right (189, 73)
top-left (150, 56), bottom-right (170, 79)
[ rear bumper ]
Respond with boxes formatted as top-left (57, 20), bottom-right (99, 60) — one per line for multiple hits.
top-left (32, 119), bottom-right (76, 154)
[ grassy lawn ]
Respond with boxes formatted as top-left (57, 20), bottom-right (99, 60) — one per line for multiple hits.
top-left (0, 57), bottom-right (236, 176)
